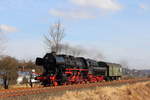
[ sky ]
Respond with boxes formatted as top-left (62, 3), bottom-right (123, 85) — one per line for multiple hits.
top-left (0, 0), bottom-right (150, 69)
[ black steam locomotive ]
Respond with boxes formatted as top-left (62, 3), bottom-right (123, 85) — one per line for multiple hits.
top-left (35, 52), bottom-right (122, 86)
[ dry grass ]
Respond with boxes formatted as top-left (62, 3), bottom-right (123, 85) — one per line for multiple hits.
top-left (0, 84), bottom-right (30, 90)
top-left (10, 84), bottom-right (32, 89)
top-left (0, 86), bottom-right (3, 89)
top-left (0, 83), bottom-right (41, 90)
top-left (45, 81), bottom-right (150, 100)
top-left (2, 81), bottom-right (150, 100)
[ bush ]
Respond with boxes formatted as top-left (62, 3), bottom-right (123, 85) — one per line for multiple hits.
top-left (0, 56), bottom-right (42, 85)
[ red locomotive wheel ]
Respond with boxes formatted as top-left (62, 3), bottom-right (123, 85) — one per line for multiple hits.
top-left (53, 81), bottom-right (58, 86)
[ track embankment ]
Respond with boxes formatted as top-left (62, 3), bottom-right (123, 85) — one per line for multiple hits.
top-left (0, 78), bottom-right (150, 99)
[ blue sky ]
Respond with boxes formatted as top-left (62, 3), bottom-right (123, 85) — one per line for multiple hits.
top-left (0, 0), bottom-right (150, 69)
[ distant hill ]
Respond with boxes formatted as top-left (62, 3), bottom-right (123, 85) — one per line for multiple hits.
top-left (139, 70), bottom-right (150, 76)
top-left (123, 68), bottom-right (150, 77)
top-left (140, 69), bottom-right (150, 73)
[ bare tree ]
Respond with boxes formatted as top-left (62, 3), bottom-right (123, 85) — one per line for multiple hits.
top-left (44, 20), bottom-right (65, 53)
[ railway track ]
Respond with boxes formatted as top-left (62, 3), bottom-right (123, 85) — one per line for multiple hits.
top-left (0, 78), bottom-right (150, 99)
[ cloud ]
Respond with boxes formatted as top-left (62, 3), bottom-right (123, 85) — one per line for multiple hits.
top-left (139, 3), bottom-right (149, 10)
top-left (69, 0), bottom-right (122, 12)
top-left (49, 9), bottom-right (96, 19)
top-left (49, 0), bottom-right (122, 19)
top-left (0, 24), bottom-right (17, 33)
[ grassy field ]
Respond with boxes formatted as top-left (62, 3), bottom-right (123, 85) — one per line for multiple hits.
top-left (2, 81), bottom-right (150, 100)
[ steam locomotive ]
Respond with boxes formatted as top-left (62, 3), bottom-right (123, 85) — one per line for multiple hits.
top-left (35, 52), bottom-right (122, 86)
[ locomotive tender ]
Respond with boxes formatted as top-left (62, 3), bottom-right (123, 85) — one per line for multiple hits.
top-left (35, 52), bottom-right (122, 86)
